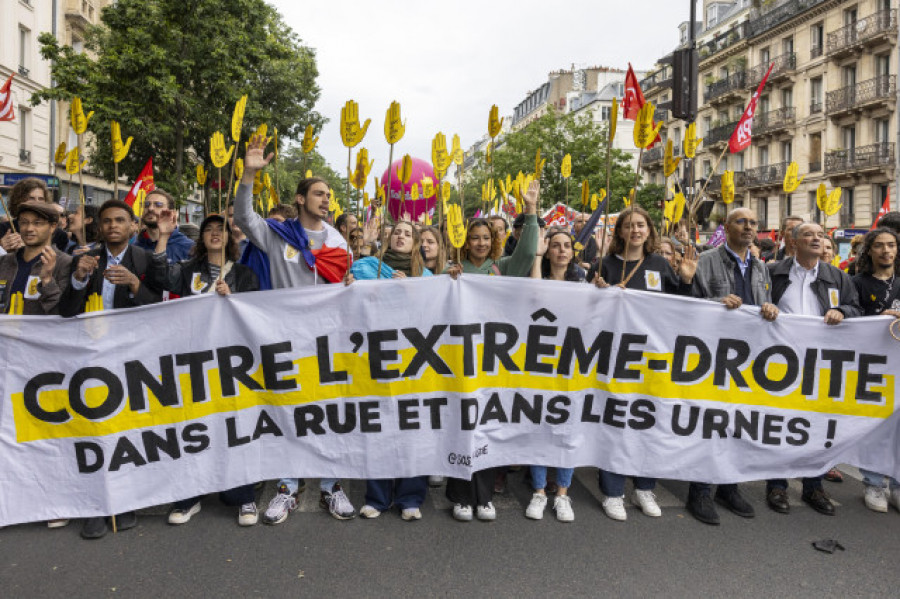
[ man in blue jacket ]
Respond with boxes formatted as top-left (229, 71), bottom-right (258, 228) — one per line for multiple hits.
top-left (133, 188), bottom-right (193, 263)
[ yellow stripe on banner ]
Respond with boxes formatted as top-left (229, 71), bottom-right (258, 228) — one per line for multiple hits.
top-left (11, 344), bottom-right (895, 443)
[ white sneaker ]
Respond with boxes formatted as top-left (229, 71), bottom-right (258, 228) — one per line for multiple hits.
top-left (553, 495), bottom-right (574, 522)
top-left (401, 508), bottom-right (422, 521)
top-left (264, 490), bottom-right (298, 525)
top-left (452, 504), bottom-right (473, 521)
top-left (168, 501), bottom-right (201, 525)
top-left (324, 484), bottom-right (357, 520)
top-left (238, 503), bottom-right (258, 526)
top-left (632, 489), bottom-right (662, 517)
top-left (525, 493), bottom-right (548, 520)
top-left (428, 476), bottom-right (445, 487)
top-left (476, 503), bottom-right (497, 521)
top-left (889, 488), bottom-right (900, 512)
top-left (602, 496), bottom-right (627, 521)
top-left (864, 485), bottom-right (888, 513)
top-left (359, 505), bottom-right (382, 519)
top-left (47, 519), bottom-right (69, 529)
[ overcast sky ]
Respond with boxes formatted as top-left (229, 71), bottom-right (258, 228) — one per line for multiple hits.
top-left (270, 0), bottom-right (692, 187)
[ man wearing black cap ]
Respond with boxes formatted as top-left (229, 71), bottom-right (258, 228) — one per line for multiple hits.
top-left (0, 201), bottom-right (72, 315)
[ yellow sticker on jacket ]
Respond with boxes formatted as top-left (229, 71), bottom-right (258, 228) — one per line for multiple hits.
top-left (645, 270), bottom-right (662, 291)
top-left (284, 244), bottom-right (300, 263)
top-left (24, 276), bottom-right (41, 300)
top-left (191, 272), bottom-right (206, 294)
top-left (828, 288), bottom-right (839, 308)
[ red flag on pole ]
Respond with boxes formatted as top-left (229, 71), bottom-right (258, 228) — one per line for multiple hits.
top-left (729, 63), bottom-right (775, 154)
top-left (871, 188), bottom-right (892, 230)
top-left (622, 63), bottom-right (646, 121)
top-left (0, 73), bottom-right (16, 122)
top-left (123, 158), bottom-right (156, 206)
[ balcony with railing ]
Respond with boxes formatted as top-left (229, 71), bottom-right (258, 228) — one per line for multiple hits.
top-left (809, 100), bottom-right (823, 115)
top-left (825, 143), bottom-right (895, 176)
top-left (705, 70), bottom-right (747, 104)
top-left (643, 145), bottom-right (664, 167)
top-left (826, 75), bottom-right (896, 116)
top-left (640, 71), bottom-right (673, 93)
top-left (706, 121), bottom-right (739, 146)
top-left (747, 52), bottom-right (796, 88)
top-left (656, 100), bottom-right (673, 113)
top-left (654, 108), bottom-right (669, 123)
top-left (698, 21), bottom-right (751, 60)
top-left (747, 0), bottom-right (829, 38)
top-left (753, 107), bottom-right (796, 136)
top-left (707, 171), bottom-right (746, 195)
top-left (744, 162), bottom-right (791, 188)
top-left (810, 44), bottom-right (823, 59)
top-left (827, 10), bottom-right (897, 58)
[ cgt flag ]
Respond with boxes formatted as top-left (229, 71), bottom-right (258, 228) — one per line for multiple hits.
top-left (871, 189), bottom-right (891, 230)
top-left (0, 73), bottom-right (15, 122)
top-left (622, 63), bottom-right (661, 146)
top-left (729, 63), bottom-right (775, 153)
top-left (123, 158), bottom-right (156, 207)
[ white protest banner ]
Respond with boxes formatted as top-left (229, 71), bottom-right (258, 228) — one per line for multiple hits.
top-left (1, 276), bottom-right (898, 525)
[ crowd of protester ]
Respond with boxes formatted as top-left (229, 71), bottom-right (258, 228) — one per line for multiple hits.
top-left (2, 137), bottom-right (899, 537)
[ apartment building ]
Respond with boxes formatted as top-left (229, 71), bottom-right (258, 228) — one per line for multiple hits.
top-left (642, 0), bottom-right (897, 231)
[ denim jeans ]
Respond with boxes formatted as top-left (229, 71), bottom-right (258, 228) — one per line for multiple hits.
top-left (278, 478), bottom-right (335, 494)
top-left (530, 466), bottom-right (574, 491)
top-left (365, 477), bottom-right (428, 510)
top-left (860, 469), bottom-right (900, 489)
top-left (599, 470), bottom-right (656, 497)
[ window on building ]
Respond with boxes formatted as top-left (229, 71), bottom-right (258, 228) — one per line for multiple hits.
top-left (18, 26), bottom-right (30, 74)
top-left (601, 106), bottom-right (611, 121)
top-left (875, 118), bottom-right (889, 144)
top-left (781, 141), bottom-right (792, 163)
top-left (879, 0), bottom-right (891, 12)
top-left (703, 160), bottom-right (712, 177)
top-left (734, 153), bottom-right (744, 171)
top-left (876, 54), bottom-right (890, 77)
top-left (811, 23), bottom-right (824, 58)
top-left (703, 116), bottom-right (712, 136)
top-left (840, 188), bottom-right (854, 227)
top-left (782, 194), bottom-right (792, 219)
top-left (759, 47), bottom-right (770, 64)
top-left (757, 197), bottom-right (769, 227)
top-left (842, 126), bottom-right (856, 151)
top-left (844, 7), bottom-right (858, 26)
top-left (842, 64), bottom-right (857, 89)
top-left (809, 133), bottom-right (822, 170)
top-left (781, 88), bottom-right (793, 109)
top-left (759, 95), bottom-right (770, 115)
top-left (18, 106), bottom-right (31, 162)
top-left (72, 36), bottom-right (84, 54)
top-left (782, 36), bottom-right (794, 55)
top-left (759, 145), bottom-right (769, 166)
top-left (810, 77), bottom-right (823, 112)
top-left (809, 191), bottom-right (820, 220)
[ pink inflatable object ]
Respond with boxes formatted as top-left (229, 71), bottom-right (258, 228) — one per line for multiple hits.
top-left (381, 157), bottom-right (436, 221)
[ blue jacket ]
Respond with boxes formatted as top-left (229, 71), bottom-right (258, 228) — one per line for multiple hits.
top-left (134, 228), bottom-right (194, 264)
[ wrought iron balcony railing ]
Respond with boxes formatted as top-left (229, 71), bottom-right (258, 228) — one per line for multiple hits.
top-left (753, 107), bottom-right (796, 136)
top-left (705, 70), bottom-right (746, 103)
top-left (826, 75), bottom-right (896, 115)
top-left (744, 162), bottom-right (791, 187)
top-left (825, 143), bottom-right (895, 175)
top-left (827, 10), bottom-right (897, 56)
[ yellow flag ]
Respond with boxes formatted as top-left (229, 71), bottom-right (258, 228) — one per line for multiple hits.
top-left (783, 162), bottom-right (805, 193)
top-left (65, 148), bottom-right (85, 175)
top-left (210, 131), bottom-right (234, 168)
top-left (111, 121), bottom-right (133, 164)
top-left (823, 188), bottom-right (843, 216)
top-left (301, 124), bottom-right (319, 154)
top-left (196, 164), bottom-right (207, 186)
top-left (581, 180), bottom-right (589, 209)
top-left (411, 183), bottom-right (420, 201)
top-left (816, 183), bottom-right (828, 211)
top-left (54, 142), bottom-right (67, 164)
top-left (397, 154), bottom-right (413, 184)
top-left (384, 100), bottom-right (405, 144)
top-left (231, 95), bottom-right (248, 142)
top-left (683, 122), bottom-right (702, 159)
top-left (534, 149), bottom-right (546, 178)
top-left (561, 154), bottom-right (572, 179)
top-left (609, 97), bottom-right (618, 143)
top-left (133, 188), bottom-right (147, 218)
top-left (664, 139), bottom-right (682, 178)
top-left (488, 105), bottom-right (503, 138)
top-left (70, 97), bottom-right (93, 135)
top-left (447, 204), bottom-right (466, 248)
top-left (421, 177), bottom-right (434, 197)
top-left (340, 100), bottom-right (371, 148)
top-left (451, 134), bottom-right (464, 166)
top-left (721, 170), bottom-right (735, 205)
top-left (634, 102), bottom-right (663, 149)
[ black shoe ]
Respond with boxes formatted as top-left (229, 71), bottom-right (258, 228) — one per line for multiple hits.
top-left (715, 486), bottom-right (755, 518)
top-left (81, 517), bottom-right (108, 540)
top-left (802, 488), bottom-right (835, 516)
top-left (114, 511), bottom-right (138, 531)
top-left (687, 493), bottom-right (720, 525)
top-left (766, 488), bottom-right (790, 514)
top-left (297, 479), bottom-right (307, 494)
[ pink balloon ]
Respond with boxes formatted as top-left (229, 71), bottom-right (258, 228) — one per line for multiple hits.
top-left (381, 157), bottom-right (436, 221)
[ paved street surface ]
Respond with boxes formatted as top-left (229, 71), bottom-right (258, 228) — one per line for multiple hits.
top-left (1, 466), bottom-right (898, 598)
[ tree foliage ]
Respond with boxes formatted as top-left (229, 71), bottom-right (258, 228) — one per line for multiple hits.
top-left (33, 0), bottom-right (324, 201)
top-left (462, 108), bottom-right (664, 223)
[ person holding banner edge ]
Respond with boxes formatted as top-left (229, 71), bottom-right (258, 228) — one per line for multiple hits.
top-left (687, 207), bottom-right (779, 525)
top-left (444, 179), bottom-right (540, 522)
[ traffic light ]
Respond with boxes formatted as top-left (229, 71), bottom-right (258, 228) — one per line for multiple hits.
top-left (672, 48), bottom-right (698, 121)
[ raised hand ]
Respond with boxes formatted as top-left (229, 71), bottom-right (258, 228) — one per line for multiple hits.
top-left (1, 230), bottom-right (24, 252)
top-left (74, 254), bottom-right (100, 282)
top-left (157, 208), bottom-right (177, 237)
top-left (523, 180), bottom-right (540, 214)
top-left (678, 244), bottom-right (698, 283)
top-left (242, 134), bottom-right (274, 183)
top-left (39, 246), bottom-right (57, 285)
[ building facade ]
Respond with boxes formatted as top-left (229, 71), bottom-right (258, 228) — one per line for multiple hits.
top-left (642, 0), bottom-right (898, 232)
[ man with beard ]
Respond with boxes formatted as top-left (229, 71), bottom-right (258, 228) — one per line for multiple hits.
top-left (132, 188), bottom-right (193, 263)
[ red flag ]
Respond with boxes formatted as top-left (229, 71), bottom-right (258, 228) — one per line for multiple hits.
top-left (0, 73), bottom-right (15, 122)
top-left (123, 158), bottom-right (156, 206)
top-left (622, 63), bottom-right (646, 121)
top-left (871, 189), bottom-right (892, 230)
top-left (729, 63), bottom-right (775, 154)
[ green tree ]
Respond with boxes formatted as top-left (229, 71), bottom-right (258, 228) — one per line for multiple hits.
top-left (270, 145), bottom-right (348, 208)
top-left (33, 0), bottom-right (324, 202)
top-left (462, 108), bottom-right (664, 223)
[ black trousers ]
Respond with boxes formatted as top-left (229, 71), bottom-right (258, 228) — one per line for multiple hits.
top-left (446, 468), bottom-right (498, 507)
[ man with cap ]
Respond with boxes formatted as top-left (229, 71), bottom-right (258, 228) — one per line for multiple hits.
top-left (0, 201), bottom-right (72, 315)
top-left (505, 213), bottom-right (545, 256)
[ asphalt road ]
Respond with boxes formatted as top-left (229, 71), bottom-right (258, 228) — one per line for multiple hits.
top-left (2, 466), bottom-right (899, 598)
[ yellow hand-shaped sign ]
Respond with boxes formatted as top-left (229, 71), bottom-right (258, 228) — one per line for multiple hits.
top-left (133, 188), bottom-right (147, 218)
top-left (683, 122), bottom-right (702, 159)
top-left (421, 177), bottom-right (434, 197)
top-left (534, 149), bottom-right (546, 178)
top-left (481, 179), bottom-right (496, 203)
top-left (665, 190), bottom-right (686, 225)
top-left (664, 139), bottom-right (682, 177)
top-left (783, 162), bottom-right (805, 193)
top-left (593, 189), bottom-right (607, 211)
top-left (65, 148), bottom-right (86, 175)
top-left (255, 124), bottom-right (268, 140)
top-left (721, 170), bottom-right (735, 205)
top-left (384, 101), bottom-right (405, 144)
top-left (488, 105), bottom-right (503, 138)
top-left (447, 204), bottom-right (466, 249)
top-left (451, 134), bottom-right (464, 166)
top-left (441, 181), bottom-right (452, 203)
top-left (351, 148), bottom-right (374, 190)
top-left (432, 132), bottom-right (452, 178)
top-left (561, 154), bottom-right (572, 179)
top-left (411, 183), bottom-right (420, 201)
top-left (70, 97), bottom-right (93, 135)
top-left (231, 95), bottom-right (248, 142)
top-left (623, 190), bottom-right (633, 207)
top-left (397, 154), bottom-right (412, 185)
top-left (581, 180), bottom-right (589, 209)
top-left (111, 121), bottom-right (133, 164)
top-left (485, 142), bottom-right (493, 165)
top-left (196, 164), bottom-right (207, 186)
top-left (54, 142), bottom-right (67, 164)
top-left (253, 171), bottom-right (264, 196)
top-left (609, 97), bottom-right (619, 143)
top-left (302, 124), bottom-right (319, 154)
top-left (816, 183), bottom-right (828, 211)
top-left (634, 102), bottom-right (663, 149)
top-left (234, 158), bottom-right (244, 182)
top-left (7, 292), bottom-right (23, 315)
top-left (823, 187), bottom-right (843, 216)
top-left (210, 131), bottom-right (235, 169)
top-left (340, 100), bottom-right (371, 148)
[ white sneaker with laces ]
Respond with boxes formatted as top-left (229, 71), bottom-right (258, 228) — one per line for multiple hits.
top-left (476, 502), bottom-right (496, 521)
top-left (632, 489), bottom-right (662, 517)
top-left (553, 495), bottom-right (574, 522)
top-left (327, 485), bottom-right (357, 520)
top-left (238, 503), bottom-right (258, 526)
top-left (864, 485), bottom-right (888, 513)
top-left (359, 505), bottom-right (381, 519)
top-left (452, 504), bottom-right (473, 521)
top-left (168, 501), bottom-right (201, 525)
top-left (889, 487), bottom-right (900, 512)
top-left (602, 496), bottom-right (627, 521)
top-left (525, 493), bottom-right (548, 520)
top-left (401, 508), bottom-right (422, 521)
top-left (264, 491), bottom-right (297, 525)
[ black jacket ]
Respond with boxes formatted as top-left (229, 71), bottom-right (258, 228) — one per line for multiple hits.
top-left (59, 245), bottom-right (164, 316)
top-left (159, 255), bottom-right (259, 296)
top-left (768, 258), bottom-right (861, 318)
